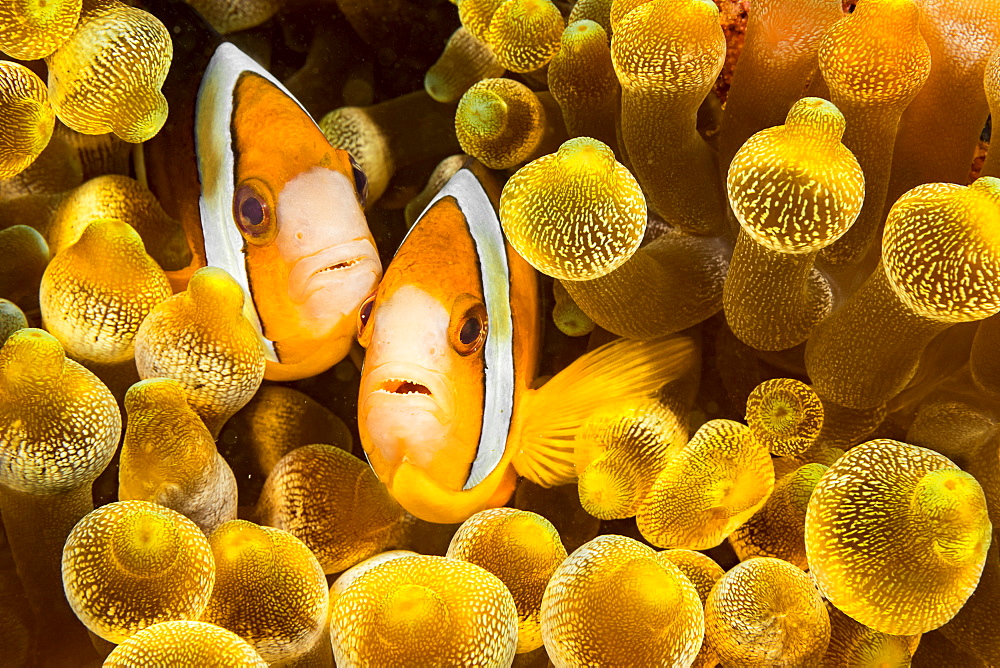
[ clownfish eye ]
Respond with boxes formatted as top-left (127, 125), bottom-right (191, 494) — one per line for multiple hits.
top-left (233, 180), bottom-right (275, 244)
top-left (452, 305), bottom-right (487, 356)
top-left (460, 317), bottom-right (481, 345)
top-left (357, 293), bottom-right (377, 347)
top-left (349, 154), bottom-right (368, 208)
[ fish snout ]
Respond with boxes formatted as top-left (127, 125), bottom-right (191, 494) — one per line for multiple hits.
top-left (288, 239), bottom-right (381, 304)
top-left (360, 363), bottom-right (454, 416)
top-left (358, 364), bottom-right (458, 486)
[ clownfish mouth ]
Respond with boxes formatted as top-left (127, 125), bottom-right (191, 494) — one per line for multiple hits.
top-left (377, 379), bottom-right (433, 396)
top-left (359, 362), bottom-right (454, 424)
top-left (288, 239), bottom-right (381, 303)
top-left (312, 258), bottom-right (362, 274)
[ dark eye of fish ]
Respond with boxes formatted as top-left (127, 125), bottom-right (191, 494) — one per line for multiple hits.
top-left (234, 183), bottom-right (271, 238)
top-left (452, 302), bottom-right (488, 355)
top-left (357, 294), bottom-right (376, 338)
top-left (241, 196), bottom-right (264, 227)
top-left (460, 315), bottom-right (482, 346)
top-left (349, 154), bottom-right (368, 208)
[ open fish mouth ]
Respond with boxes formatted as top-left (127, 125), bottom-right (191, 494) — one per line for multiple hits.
top-left (377, 379), bottom-right (433, 396)
top-left (289, 239), bottom-right (381, 302)
top-left (311, 257), bottom-right (363, 275)
top-left (360, 362), bottom-right (454, 423)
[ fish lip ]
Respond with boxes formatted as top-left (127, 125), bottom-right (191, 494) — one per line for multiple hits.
top-left (288, 239), bottom-right (381, 303)
top-left (360, 362), bottom-right (454, 423)
top-left (376, 378), bottom-right (434, 396)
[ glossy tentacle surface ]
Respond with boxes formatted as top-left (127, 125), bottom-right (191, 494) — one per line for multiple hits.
top-left (256, 444), bottom-right (407, 575)
top-left (806, 178), bottom-right (1000, 409)
top-left (202, 520), bottom-right (330, 664)
top-left (540, 534), bottom-right (704, 667)
top-left (500, 137), bottom-right (645, 281)
top-left (102, 620), bottom-right (268, 667)
top-left (447, 508), bottom-right (567, 653)
top-left (0, 328), bottom-right (121, 622)
top-left (134, 266), bottom-right (266, 436)
top-left (62, 500), bottom-right (216, 643)
top-left (330, 554), bottom-right (519, 667)
top-left (705, 557), bottom-right (831, 667)
top-left (45, 1), bottom-right (172, 143)
top-left (119, 378), bottom-right (238, 535)
top-left (40, 219), bottom-right (171, 364)
top-left (0, 62), bottom-right (55, 179)
top-left (818, 0), bottom-right (931, 266)
top-left (724, 97), bottom-right (864, 350)
top-left (611, 0), bottom-right (727, 236)
top-left (805, 440), bottom-right (992, 635)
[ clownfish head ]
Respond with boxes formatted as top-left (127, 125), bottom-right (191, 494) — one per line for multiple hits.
top-left (196, 44), bottom-right (382, 381)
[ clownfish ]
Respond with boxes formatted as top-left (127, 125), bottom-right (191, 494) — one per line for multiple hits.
top-left (356, 162), bottom-right (696, 524)
top-left (143, 0), bottom-right (380, 381)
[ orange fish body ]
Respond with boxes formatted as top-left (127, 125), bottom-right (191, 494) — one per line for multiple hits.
top-left (358, 164), bottom-right (695, 523)
top-left (359, 164), bottom-right (537, 522)
top-left (145, 20), bottom-right (380, 381)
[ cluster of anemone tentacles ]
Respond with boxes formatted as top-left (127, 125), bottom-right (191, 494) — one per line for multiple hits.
top-left (0, 0), bottom-right (173, 171)
top-left (2, 0), bottom-right (1000, 665)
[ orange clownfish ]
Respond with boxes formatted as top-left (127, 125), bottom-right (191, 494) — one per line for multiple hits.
top-left (145, 14), bottom-right (380, 382)
top-left (356, 163), bottom-right (696, 524)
